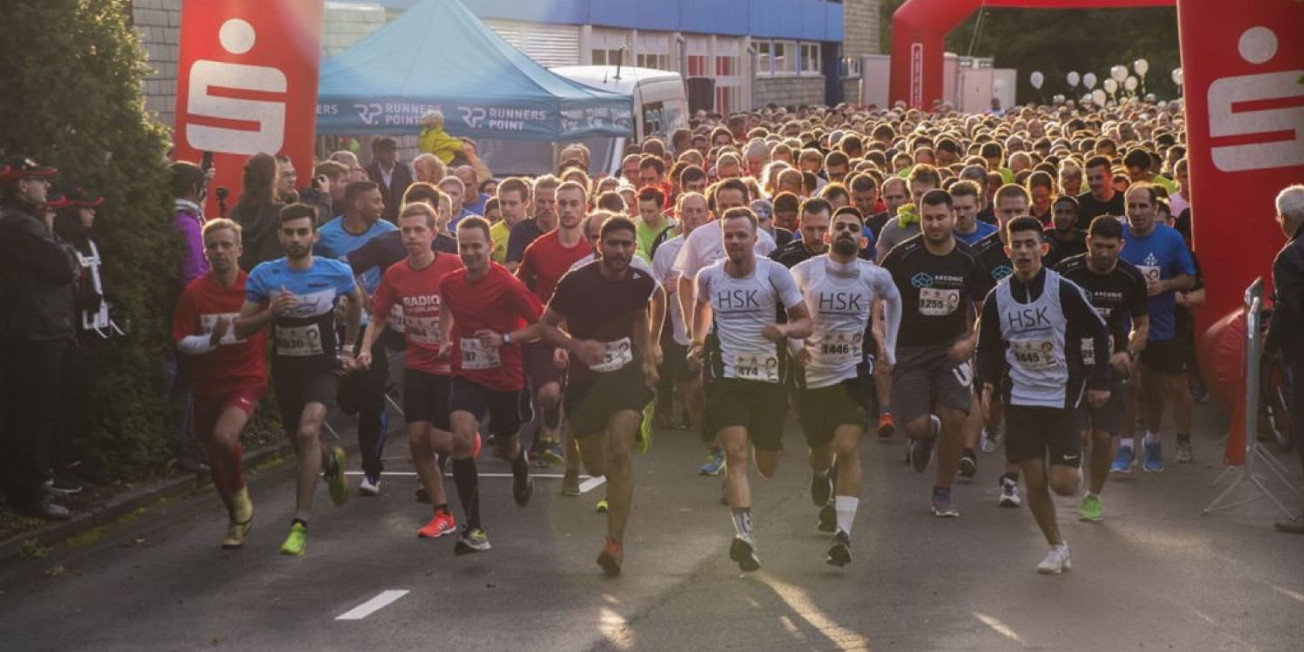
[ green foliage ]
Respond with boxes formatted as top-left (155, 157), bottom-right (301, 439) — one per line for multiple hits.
top-left (0, 0), bottom-right (179, 477)
top-left (879, 1), bottom-right (1182, 103)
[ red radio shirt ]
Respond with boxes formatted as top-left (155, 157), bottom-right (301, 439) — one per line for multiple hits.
top-left (371, 252), bottom-right (464, 375)
top-left (172, 271), bottom-right (267, 395)
top-left (439, 263), bottom-right (543, 391)
top-left (517, 230), bottom-right (590, 302)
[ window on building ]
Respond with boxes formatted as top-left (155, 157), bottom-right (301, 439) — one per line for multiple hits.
top-left (716, 86), bottom-right (736, 115)
top-left (687, 54), bottom-right (708, 77)
top-left (592, 48), bottom-right (625, 66)
top-left (840, 56), bottom-right (861, 79)
top-left (800, 43), bottom-right (821, 75)
top-left (755, 41), bottom-right (772, 76)
top-left (773, 41), bottom-right (797, 75)
top-left (637, 53), bottom-right (670, 71)
top-left (715, 55), bottom-right (739, 77)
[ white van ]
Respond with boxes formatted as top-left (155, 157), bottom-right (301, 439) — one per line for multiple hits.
top-left (474, 66), bottom-right (688, 177)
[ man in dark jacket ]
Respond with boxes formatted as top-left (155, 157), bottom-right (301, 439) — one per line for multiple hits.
top-left (0, 156), bottom-right (75, 520)
top-left (1267, 185), bottom-right (1304, 535)
top-left (366, 137), bottom-right (413, 224)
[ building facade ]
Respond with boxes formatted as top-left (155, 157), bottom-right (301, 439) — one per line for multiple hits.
top-left (131, 0), bottom-right (879, 129)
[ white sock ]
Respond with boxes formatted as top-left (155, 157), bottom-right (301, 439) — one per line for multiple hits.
top-left (1118, 438), bottom-right (1134, 450)
top-left (1145, 431), bottom-right (1161, 445)
top-left (834, 495), bottom-right (859, 535)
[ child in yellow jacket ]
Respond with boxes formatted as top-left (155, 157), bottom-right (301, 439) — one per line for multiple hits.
top-left (418, 110), bottom-right (462, 164)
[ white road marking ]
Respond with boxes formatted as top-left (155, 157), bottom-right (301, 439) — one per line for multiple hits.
top-left (1271, 585), bottom-right (1304, 603)
top-left (336, 590), bottom-right (409, 621)
top-left (344, 471), bottom-right (593, 480)
top-left (973, 612), bottom-right (1027, 645)
top-left (759, 573), bottom-right (870, 651)
top-left (579, 475), bottom-right (607, 494)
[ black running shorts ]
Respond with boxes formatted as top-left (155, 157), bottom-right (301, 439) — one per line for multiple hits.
top-left (403, 369), bottom-right (452, 430)
top-left (1005, 405), bottom-right (1082, 468)
top-left (448, 376), bottom-right (532, 437)
top-left (703, 378), bottom-right (788, 452)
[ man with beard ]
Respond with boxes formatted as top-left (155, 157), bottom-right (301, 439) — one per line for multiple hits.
top-left (1047, 196), bottom-right (1087, 261)
top-left (790, 209), bottom-right (901, 566)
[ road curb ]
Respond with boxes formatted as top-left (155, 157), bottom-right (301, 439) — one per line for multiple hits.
top-left (0, 443), bottom-right (291, 565)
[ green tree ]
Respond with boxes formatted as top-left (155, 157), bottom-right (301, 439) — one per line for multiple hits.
top-left (879, 1), bottom-right (1181, 103)
top-left (0, 0), bottom-right (179, 477)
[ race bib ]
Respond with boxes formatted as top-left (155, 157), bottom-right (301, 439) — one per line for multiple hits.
top-left (1011, 338), bottom-right (1059, 371)
top-left (919, 287), bottom-right (960, 316)
top-left (274, 324), bottom-right (324, 357)
top-left (1081, 338), bottom-right (1097, 366)
top-left (590, 337), bottom-right (633, 373)
top-left (734, 351), bottom-right (780, 383)
top-left (404, 316), bottom-right (440, 345)
top-left (200, 312), bottom-right (245, 345)
top-left (460, 337), bottom-right (501, 370)
top-left (1138, 265), bottom-right (1161, 284)
top-left (816, 330), bottom-right (862, 365)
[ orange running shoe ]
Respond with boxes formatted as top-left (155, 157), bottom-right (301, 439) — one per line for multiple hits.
top-left (877, 413), bottom-right (896, 439)
top-left (417, 510), bottom-right (457, 539)
top-left (597, 537), bottom-right (623, 577)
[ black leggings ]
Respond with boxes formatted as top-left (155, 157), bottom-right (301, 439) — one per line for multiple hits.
top-left (1, 340), bottom-right (66, 504)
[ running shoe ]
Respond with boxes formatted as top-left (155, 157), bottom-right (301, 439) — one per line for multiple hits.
top-left (1110, 445), bottom-right (1136, 474)
top-left (222, 488), bottom-right (254, 549)
top-left (512, 461), bottom-right (534, 506)
top-left (931, 490), bottom-right (959, 518)
top-left (279, 522), bottom-right (307, 556)
top-left (1175, 441), bottom-right (1193, 464)
top-left (980, 426), bottom-right (1003, 453)
top-left (729, 536), bottom-right (761, 572)
top-left (325, 447), bottom-right (349, 506)
top-left (826, 530), bottom-right (851, 567)
top-left (698, 447), bottom-right (725, 476)
top-left (1079, 494), bottom-right (1103, 522)
top-left (1037, 542), bottom-right (1071, 574)
top-left (810, 471), bottom-right (833, 507)
top-left (876, 413), bottom-right (896, 438)
top-left (418, 510), bottom-right (457, 539)
top-left (561, 470), bottom-right (581, 497)
top-left (454, 527), bottom-right (491, 555)
top-left (539, 438), bottom-right (565, 467)
top-left (958, 450), bottom-right (978, 479)
top-left (359, 474), bottom-right (381, 497)
top-left (1142, 440), bottom-right (1164, 472)
top-left (595, 496), bottom-right (609, 513)
top-left (908, 436), bottom-right (934, 474)
top-left (817, 503), bottom-right (837, 533)
top-left (597, 537), bottom-right (623, 577)
top-left (999, 477), bottom-right (1022, 508)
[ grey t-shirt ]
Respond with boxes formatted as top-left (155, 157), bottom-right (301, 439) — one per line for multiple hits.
top-left (877, 218), bottom-right (920, 257)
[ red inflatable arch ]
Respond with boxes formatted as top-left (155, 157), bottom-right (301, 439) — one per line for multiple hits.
top-left (889, 0), bottom-right (1174, 109)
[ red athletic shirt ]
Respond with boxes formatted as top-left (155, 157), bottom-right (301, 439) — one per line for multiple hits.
top-left (371, 252), bottom-right (463, 375)
top-left (439, 263), bottom-right (543, 391)
top-left (517, 230), bottom-right (590, 302)
top-left (172, 272), bottom-right (267, 395)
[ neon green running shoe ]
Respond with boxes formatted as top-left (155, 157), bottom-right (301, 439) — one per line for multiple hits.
top-left (279, 522), bottom-right (307, 556)
top-left (595, 496), bottom-right (609, 513)
top-left (325, 447), bottom-right (349, 506)
top-left (638, 400), bottom-right (655, 455)
top-left (1079, 494), bottom-right (1103, 522)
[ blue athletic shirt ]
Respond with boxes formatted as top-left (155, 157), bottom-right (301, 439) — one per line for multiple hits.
top-left (955, 220), bottom-right (997, 246)
top-left (246, 257), bottom-right (356, 371)
top-left (314, 217), bottom-right (397, 295)
top-left (1119, 221), bottom-right (1195, 342)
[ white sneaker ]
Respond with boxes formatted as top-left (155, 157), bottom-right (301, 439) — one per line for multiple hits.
top-left (1175, 441), bottom-right (1193, 463)
top-left (359, 475), bottom-right (382, 496)
top-left (999, 477), bottom-right (1022, 508)
top-left (980, 427), bottom-right (1003, 453)
top-left (1037, 542), bottom-right (1071, 574)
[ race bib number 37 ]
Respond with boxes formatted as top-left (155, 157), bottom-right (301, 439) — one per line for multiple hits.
top-left (919, 287), bottom-right (960, 316)
top-left (460, 337), bottom-right (501, 370)
top-left (734, 351), bottom-right (780, 383)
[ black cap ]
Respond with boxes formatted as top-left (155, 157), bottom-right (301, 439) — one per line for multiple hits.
top-left (0, 156), bottom-right (58, 182)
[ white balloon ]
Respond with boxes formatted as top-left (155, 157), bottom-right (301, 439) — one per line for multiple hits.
top-left (1172, 67), bottom-right (1183, 85)
top-left (1111, 65), bottom-right (1128, 82)
top-left (1092, 89), bottom-right (1107, 105)
top-left (1030, 71), bottom-right (1044, 89)
top-left (1067, 71), bottom-right (1081, 88)
top-left (1134, 58), bottom-right (1149, 76)
top-left (1124, 75), bottom-right (1138, 91)
top-left (1104, 78), bottom-right (1118, 94)
top-left (1083, 72), bottom-right (1098, 89)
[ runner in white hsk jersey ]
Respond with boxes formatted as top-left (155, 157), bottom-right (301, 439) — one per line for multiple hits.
top-left (790, 209), bottom-right (901, 566)
top-left (691, 207), bottom-right (812, 572)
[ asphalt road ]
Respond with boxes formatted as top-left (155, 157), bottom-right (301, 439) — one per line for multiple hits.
top-left (1, 403), bottom-right (1301, 652)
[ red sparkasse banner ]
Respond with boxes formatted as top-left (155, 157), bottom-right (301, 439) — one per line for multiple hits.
top-left (1178, 0), bottom-right (1304, 464)
top-left (173, 0), bottom-right (324, 217)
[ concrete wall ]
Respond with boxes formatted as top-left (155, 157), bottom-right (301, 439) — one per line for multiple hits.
top-left (753, 76), bottom-right (826, 109)
top-left (840, 0), bottom-right (879, 107)
top-left (131, 0), bottom-right (181, 128)
top-left (321, 2), bottom-right (388, 56)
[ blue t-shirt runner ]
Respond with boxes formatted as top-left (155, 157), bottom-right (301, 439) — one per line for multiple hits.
top-left (954, 220), bottom-right (997, 247)
top-left (246, 257), bottom-right (357, 373)
top-left (1120, 221), bottom-right (1195, 342)
top-left (315, 217), bottom-right (398, 325)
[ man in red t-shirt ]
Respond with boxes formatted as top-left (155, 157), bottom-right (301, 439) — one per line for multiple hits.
top-left (357, 203), bottom-right (465, 540)
top-left (439, 216), bottom-right (545, 555)
top-left (172, 219), bottom-right (268, 549)
top-left (516, 181), bottom-right (590, 474)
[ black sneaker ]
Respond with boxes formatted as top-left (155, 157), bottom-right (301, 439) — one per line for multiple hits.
top-left (908, 438), bottom-right (934, 473)
top-left (817, 503), bottom-right (837, 533)
top-left (809, 471), bottom-right (833, 507)
top-left (729, 536), bottom-right (761, 572)
top-left (512, 461), bottom-right (534, 507)
top-left (958, 451), bottom-right (978, 479)
top-left (826, 530), bottom-right (851, 567)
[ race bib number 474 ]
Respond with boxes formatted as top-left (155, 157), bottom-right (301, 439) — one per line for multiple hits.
top-left (734, 351), bottom-right (780, 383)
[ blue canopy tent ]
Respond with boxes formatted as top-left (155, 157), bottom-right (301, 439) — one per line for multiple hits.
top-left (316, 0), bottom-right (633, 142)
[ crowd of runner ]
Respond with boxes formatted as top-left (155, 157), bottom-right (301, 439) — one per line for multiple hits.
top-left (5, 98), bottom-right (1304, 574)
